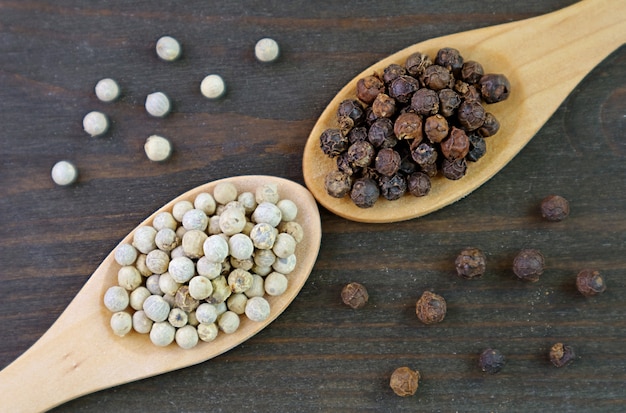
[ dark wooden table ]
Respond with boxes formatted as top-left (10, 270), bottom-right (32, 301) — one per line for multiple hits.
top-left (1, 1), bottom-right (624, 411)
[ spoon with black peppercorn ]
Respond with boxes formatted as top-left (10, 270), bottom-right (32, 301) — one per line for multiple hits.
top-left (0, 175), bottom-right (322, 413)
top-left (302, 0), bottom-right (625, 223)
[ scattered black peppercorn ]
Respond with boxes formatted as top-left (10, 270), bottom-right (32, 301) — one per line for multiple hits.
top-left (424, 114), bottom-right (449, 143)
top-left (375, 148), bottom-right (401, 177)
top-left (411, 141), bottom-right (438, 167)
top-left (460, 60), bottom-right (484, 84)
top-left (347, 140), bottom-right (376, 168)
top-left (441, 127), bottom-right (470, 160)
top-left (407, 171), bottom-right (431, 197)
top-left (441, 158), bottom-right (467, 180)
top-left (347, 126), bottom-right (368, 144)
top-left (411, 88), bottom-right (439, 116)
top-left (337, 99), bottom-right (365, 125)
top-left (435, 47), bottom-right (464, 77)
top-left (350, 177), bottom-right (379, 208)
top-left (383, 63), bottom-right (406, 85)
top-left (389, 75), bottom-right (420, 103)
top-left (466, 132), bottom-right (487, 162)
top-left (372, 93), bottom-right (396, 118)
top-left (478, 112), bottom-right (500, 137)
top-left (540, 194), bottom-right (570, 222)
top-left (455, 247), bottom-right (486, 279)
top-left (457, 100), bottom-right (486, 131)
top-left (368, 118), bottom-right (397, 149)
top-left (405, 51), bottom-right (432, 77)
top-left (324, 170), bottom-right (352, 198)
top-left (341, 282), bottom-right (369, 309)
top-left (576, 269), bottom-right (606, 296)
top-left (438, 88), bottom-right (461, 117)
top-left (356, 74), bottom-right (384, 104)
top-left (421, 64), bottom-right (452, 90)
top-left (415, 291), bottom-right (447, 324)
top-left (394, 112), bottom-right (423, 141)
top-left (549, 343), bottom-right (575, 368)
top-left (389, 367), bottom-right (420, 397)
top-left (513, 249), bottom-right (545, 282)
top-left (379, 174), bottom-right (407, 201)
top-left (320, 128), bottom-right (348, 157)
top-left (479, 348), bottom-right (505, 374)
top-left (479, 73), bottom-right (511, 103)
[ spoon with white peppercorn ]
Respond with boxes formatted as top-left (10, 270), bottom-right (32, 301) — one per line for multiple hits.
top-left (0, 175), bottom-right (321, 412)
top-left (302, 0), bottom-right (625, 223)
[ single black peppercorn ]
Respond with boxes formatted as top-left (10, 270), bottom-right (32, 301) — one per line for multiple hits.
top-left (454, 80), bottom-right (482, 102)
top-left (415, 291), bottom-right (447, 324)
top-left (540, 195), bottom-right (570, 222)
top-left (457, 100), bottom-right (486, 131)
top-left (372, 93), bottom-right (396, 118)
top-left (375, 148), bottom-right (402, 177)
top-left (394, 112), bottom-right (423, 141)
top-left (549, 343), bottom-right (575, 368)
top-left (424, 114), bottom-right (449, 143)
top-left (478, 112), bottom-right (500, 137)
top-left (441, 158), bottom-right (467, 180)
top-left (421, 162), bottom-right (438, 177)
top-left (337, 115), bottom-right (354, 136)
top-left (389, 366), bottom-right (420, 397)
top-left (320, 128), bottom-right (348, 157)
top-left (347, 140), bottom-right (376, 168)
top-left (513, 249), bottom-right (544, 282)
top-left (324, 170), bottom-right (352, 198)
top-left (576, 269), bottom-right (606, 296)
top-left (383, 63), bottom-right (406, 85)
top-left (337, 152), bottom-right (359, 176)
top-left (350, 177), bottom-right (380, 208)
top-left (348, 126), bottom-right (368, 144)
top-left (455, 247), bottom-right (486, 279)
top-left (410, 88), bottom-right (439, 116)
top-left (441, 127), bottom-right (470, 160)
top-left (405, 51), bottom-right (432, 77)
top-left (466, 132), bottom-right (487, 162)
top-left (379, 173), bottom-right (407, 201)
top-left (341, 282), bottom-right (369, 309)
top-left (421, 64), bottom-right (452, 91)
top-left (435, 47), bottom-right (464, 77)
top-left (356, 74), bottom-right (385, 104)
top-left (479, 73), bottom-right (511, 103)
top-left (438, 88), bottom-right (461, 117)
top-left (407, 171), bottom-right (431, 197)
top-left (337, 99), bottom-right (365, 125)
top-left (368, 118), bottom-right (397, 148)
top-left (479, 348), bottom-right (505, 374)
top-left (460, 60), bottom-right (484, 84)
top-left (410, 141), bottom-right (438, 167)
top-left (389, 75), bottom-right (420, 103)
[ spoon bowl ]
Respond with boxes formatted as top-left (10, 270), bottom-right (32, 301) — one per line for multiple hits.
top-left (303, 0), bottom-right (626, 223)
top-left (0, 175), bottom-right (321, 412)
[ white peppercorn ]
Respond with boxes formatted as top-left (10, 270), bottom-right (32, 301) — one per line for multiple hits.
top-left (255, 38), bottom-right (280, 63)
top-left (188, 275), bottom-right (214, 300)
top-left (150, 321), bottom-right (175, 346)
top-left (230, 256), bottom-right (254, 271)
top-left (207, 215), bottom-right (222, 235)
top-left (118, 266), bottom-right (142, 291)
top-left (129, 286), bottom-right (151, 311)
top-left (254, 248), bottom-right (276, 267)
top-left (197, 322), bottom-right (219, 342)
top-left (146, 274), bottom-right (162, 295)
top-left (218, 311), bottom-right (240, 334)
top-left (132, 226), bottom-right (157, 254)
top-left (143, 295), bottom-right (171, 322)
top-left (187, 310), bottom-right (199, 327)
top-left (196, 256), bottom-right (221, 279)
top-left (195, 303), bottom-right (218, 324)
top-left (104, 286), bottom-right (129, 312)
top-left (174, 285), bottom-right (199, 312)
top-left (144, 135), bottom-right (172, 162)
top-left (255, 183), bottom-right (279, 204)
top-left (278, 221), bottom-right (304, 243)
top-left (51, 160), bottom-right (78, 186)
top-left (273, 254), bottom-right (297, 274)
top-left (245, 274), bottom-right (265, 298)
top-left (168, 256), bottom-right (195, 283)
top-left (252, 202), bottom-right (282, 227)
top-left (175, 325), bottom-right (199, 349)
top-left (227, 293), bottom-right (248, 315)
top-left (114, 243), bottom-right (137, 266)
top-left (162, 292), bottom-right (176, 307)
top-left (95, 78), bottom-right (121, 102)
top-left (245, 296), bottom-right (271, 322)
top-left (153, 211), bottom-right (177, 231)
top-left (110, 311), bottom-right (132, 337)
top-left (170, 245), bottom-right (186, 259)
top-left (182, 229), bottom-right (207, 259)
top-left (249, 223), bottom-right (277, 250)
top-left (182, 209), bottom-right (209, 231)
top-left (172, 200), bottom-right (194, 222)
top-left (228, 268), bottom-right (253, 293)
top-left (155, 228), bottom-right (179, 252)
top-left (209, 276), bottom-right (231, 304)
top-left (200, 74), bottom-right (226, 99)
top-left (237, 192), bottom-right (257, 214)
top-left (156, 35), bottom-right (181, 61)
top-left (159, 272), bottom-right (181, 296)
top-left (219, 208), bottom-right (246, 236)
top-left (252, 264), bottom-right (272, 276)
top-left (134, 254), bottom-right (152, 277)
top-left (146, 249), bottom-right (170, 274)
top-left (145, 92), bottom-right (171, 117)
top-left (194, 192), bottom-right (217, 215)
top-left (213, 182), bottom-right (238, 204)
top-left (229, 233), bottom-right (254, 260)
top-left (242, 222), bottom-right (255, 236)
top-left (132, 310), bottom-right (153, 334)
top-left (277, 199), bottom-right (298, 222)
top-left (175, 225), bottom-right (187, 241)
top-left (168, 307), bottom-right (188, 328)
top-left (265, 271), bottom-right (288, 296)
top-left (203, 235), bottom-right (229, 263)
top-left (273, 233), bottom-right (296, 258)
top-left (82, 111), bottom-right (108, 137)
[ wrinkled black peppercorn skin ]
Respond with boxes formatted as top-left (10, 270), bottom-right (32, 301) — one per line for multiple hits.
top-left (513, 249), bottom-right (545, 282)
top-left (424, 114), bottom-right (449, 143)
top-left (441, 158), bottom-right (467, 180)
top-left (347, 140), bottom-right (376, 168)
top-left (540, 195), bottom-right (570, 222)
top-left (480, 73), bottom-right (511, 103)
top-left (410, 88), bottom-right (439, 116)
top-left (410, 141), bottom-right (438, 166)
top-left (461, 60), bottom-right (484, 84)
top-left (341, 282), bottom-right (369, 309)
top-left (455, 247), bottom-right (486, 279)
top-left (478, 112), bottom-right (500, 137)
top-left (375, 148), bottom-right (402, 177)
top-left (435, 47), bottom-right (464, 77)
top-left (441, 127), bottom-right (470, 160)
top-left (350, 177), bottom-right (380, 208)
top-left (324, 170), bottom-right (352, 198)
top-left (479, 348), bottom-right (505, 374)
top-left (394, 112), bottom-right (423, 141)
top-left (405, 51), bottom-right (432, 77)
top-left (320, 128), bottom-right (348, 157)
top-left (415, 291), bottom-right (447, 324)
top-left (368, 118), bottom-right (397, 149)
top-left (337, 99), bottom-right (365, 125)
top-left (457, 100), bottom-right (486, 131)
top-left (421, 64), bottom-right (452, 90)
top-left (380, 174), bottom-right (407, 201)
top-left (466, 133), bottom-right (487, 162)
top-left (356, 75), bottom-right (385, 104)
top-left (407, 172), bottom-right (431, 197)
top-left (549, 343), bottom-right (575, 368)
top-left (389, 75), bottom-right (420, 103)
top-left (576, 269), bottom-right (606, 296)
top-left (438, 88), bottom-right (461, 117)
top-left (383, 63), bottom-right (406, 85)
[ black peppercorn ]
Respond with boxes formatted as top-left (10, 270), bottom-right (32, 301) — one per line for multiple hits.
top-left (394, 112), bottom-right (423, 141)
top-left (466, 132), bottom-right (487, 162)
top-left (383, 63), bottom-right (407, 85)
top-left (341, 282), bottom-right (369, 309)
top-left (350, 177), bottom-right (379, 208)
top-left (372, 93), bottom-right (396, 118)
top-left (435, 47), bottom-right (464, 77)
top-left (379, 173), bottom-right (407, 201)
top-left (347, 140), bottom-right (376, 168)
top-left (576, 269), bottom-right (606, 296)
top-left (405, 51), bottom-right (432, 77)
top-left (540, 195), bottom-right (570, 222)
top-left (441, 158), bottom-right (467, 180)
top-left (478, 112), bottom-right (500, 137)
top-left (460, 60), bottom-right (484, 84)
top-left (389, 366), bottom-right (420, 397)
top-left (420, 162), bottom-right (438, 177)
top-left (424, 114), bottom-right (449, 143)
top-left (337, 99), bottom-right (365, 125)
top-left (324, 170), bottom-right (352, 198)
top-left (320, 128), bottom-right (348, 157)
top-left (415, 291), bottom-right (447, 324)
top-left (410, 141), bottom-right (438, 167)
top-left (356, 74), bottom-right (385, 104)
top-left (337, 152), bottom-right (359, 176)
top-left (389, 75), bottom-right (420, 103)
top-left (410, 88), bottom-right (439, 116)
top-left (513, 249), bottom-right (544, 282)
top-left (454, 80), bottom-right (482, 102)
top-left (375, 148), bottom-right (402, 177)
top-left (368, 118), bottom-right (397, 149)
top-left (478, 348), bottom-right (505, 374)
top-left (420, 64), bottom-right (452, 91)
top-left (479, 73), bottom-right (511, 103)
top-left (457, 100), bottom-right (486, 131)
top-left (455, 247), bottom-right (486, 279)
top-left (348, 126), bottom-right (368, 144)
top-left (407, 171), bottom-right (431, 197)
top-left (549, 343), bottom-right (575, 368)
top-left (437, 88), bottom-right (461, 117)
top-left (441, 127), bottom-right (470, 160)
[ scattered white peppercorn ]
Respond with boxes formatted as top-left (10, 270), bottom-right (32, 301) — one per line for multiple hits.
top-left (278, 221), bottom-right (304, 243)
top-left (95, 78), bottom-right (120, 102)
top-left (153, 211), bottom-right (178, 231)
top-left (175, 325), bottom-right (199, 349)
top-left (273, 233), bottom-right (296, 258)
top-left (252, 202), bottom-right (282, 227)
top-left (209, 276), bottom-right (232, 304)
top-left (118, 266), bottom-right (142, 291)
top-left (104, 286), bottom-right (129, 312)
top-left (203, 235), bottom-right (230, 263)
top-left (182, 209), bottom-right (209, 232)
top-left (228, 268), bottom-right (254, 293)
top-left (265, 271), bottom-right (288, 296)
top-left (144, 135), bottom-right (172, 162)
top-left (249, 223), bottom-right (277, 250)
top-left (172, 200), bottom-right (194, 222)
top-left (170, 245), bottom-right (186, 259)
top-left (145, 274), bottom-right (162, 295)
top-left (150, 321), bottom-right (176, 346)
top-left (145, 92), bottom-right (171, 117)
top-left (245, 274), bottom-right (266, 298)
top-left (196, 256), bottom-right (222, 279)
top-left (277, 199), bottom-right (298, 222)
top-left (194, 192), bottom-right (217, 215)
top-left (200, 74), bottom-right (226, 99)
top-left (83, 111), bottom-right (108, 137)
top-left (143, 295), bottom-right (171, 322)
top-left (273, 254), bottom-right (297, 274)
top-left (188, 275), bottom-right (214, 300)
top-left (156, 35), bottom-right (182, 61)
top-left (256, 183), bottom-right (280, 204)
top-left (134, 254), bottom-right (152, 277)
top-left (197, 322), bottom-right (219, 342)
top-left (245, 296), bottom-right (271, 322)
top-left (110, 312), bottom-right (132, 337)
top-left (114, 243), bottom-right (138, 266)
top-left (129, 286), bottom-right (151, 311)
top-left (252, 264), bottom-right (272, 276)
top-left (145, 249), bottom-right (170, 274)
top-left (219, 207), bottom-right (246, 235)
top-left (218, 311), bottom-right (240, 334)
top-left (155, 228), bottom-right (179, 252)
top-left (51, 160), bottom-right (78, 186)
top-left (207, 215), bottom-right (222, 235)
top-left (158, 272), bottom-right (180, 296)
top-left (213, 182), bottom-right (238, 204)
top-left (132, 310), bottom-right (153, 334)
top-left (181, 230), bottom-right (206, 259)
top-left (229, 233), bottom-right (254, 260)
top-left (227, 293), bottom-right (248, 315)
top-left (254, 38), bottom-right (280, 63)
top-left (132, 226), bottom-right (157, 254)
top-left (168, 308), bottom-right (188, 328)
top-left (195, 303), bottom-right (218, 324)
top-left (237, 192), bottom-right (257, 213)
top-left (168, 256), bottom-right (195, 283)
top-left (230, 256), bottom-right (254, 271)
top-left (187, 310), bottom-right (199, 327)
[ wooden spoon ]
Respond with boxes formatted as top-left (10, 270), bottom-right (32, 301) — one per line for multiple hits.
top-left (0, 176), bottom-right (321, 412)
top-left (303, 0), bottom-right (626, 223)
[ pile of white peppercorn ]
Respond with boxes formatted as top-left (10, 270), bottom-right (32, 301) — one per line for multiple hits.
top-left (103, 181), bottom-right (304, 349)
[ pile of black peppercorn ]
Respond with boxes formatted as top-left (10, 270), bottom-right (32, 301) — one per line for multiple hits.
top-left (320, 47), bottom-right (511, 208)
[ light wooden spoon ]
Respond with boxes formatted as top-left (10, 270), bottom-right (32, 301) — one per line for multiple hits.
top-left (0, 175), bottom-right (321, 413)
top-left (303, 0), bottom-right (626, 223)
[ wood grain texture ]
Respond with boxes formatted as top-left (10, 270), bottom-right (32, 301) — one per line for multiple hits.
top-left (0, 1), bottom-right (624, 412)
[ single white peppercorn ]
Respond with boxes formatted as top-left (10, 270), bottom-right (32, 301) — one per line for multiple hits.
top-left (209, 276), bottom-right (232, 304)
top-left (254, 38), bottom-right (280, 63)
top-left (196, 256), bottom-right (222, 279)
top-left (214, 301), bottom-right (228, 316)
top-left (145, 92), bottom-right (171, 117)
top-left (146, 274), bottom-right (162, 295)
top-left (228, 268), bottom-right (254, 293)
top-left (104, 286), bottom-right (129, 312)
top-left (252, 202), bottom-right (282, 227)
top-left (95, 78), bottom-right (120, 102)
top-left (132, 226), bottom-right (157, 254)
top-left (155, 227), bottom-right (179, 252)
top-left (145, 249), bottom-right (170, 274)
top-left (144, 135), bottom-right (172, 162)
top-left (230, 256), bottom-right (254, 271)
top-left (168, 256), bottom-right (195, 283)
top-left (150, 321), bottom-right (176, 346)
top-left (168, 307), bottom-right (188, 328)
top-left (218, 311), bottom-right (240, 334)
top-left (182, 229), bottom-right (208, 259)
top-left (277, 199), bottom-right (298, 222)
top-left (255, 183), bottom-right (280, 204)
top-left (273, 254), bottom-right (297, 274)
top-left (132, 310), bottom-right (153, 334)
top-left (117, 266), bottom-right (142, 291)
top-left (51, 160), bottom-right (78, 186)
top-left (237, 192), bottom-right (257, 214)
top-left (175, 325), bottom-right (199, 349)
top-left (226, 293), bottom-right (248, 315)
top-left (170, 245), bottom-right (185, 259)
top-left (254, 248), bottom-right (276, 267)
top-left (278, 221), bottom-right (304, 243)
top-left (156, 35), bottom-right (182, 61)
top-left (114, 243), bottom-right (137, 266)
top-left (129, 286), bottom-right (151, 311)
top-left (249, 223), bottom-right (277, 250)
top-left (172, 200), bottom-right (194, 222)
top-left (187, 310), bottom-right (199, 327)
top-left (207, 215), bottom-right (222, 235)
top-left (175, 225), bottom-right (187, 240)
top-left (134, 254), bottom-right (152, 277)
top-left (229, 233), bottom-right (254, 260)
top-left (273, 233), bottom-right (296, 259)
top-left (194, 192), bottom-right (217, 215)
top-left (219, 208), bottom-right (246, 235)
top-left (265, 271), bottom-right (288, 296)
top-left (245, 274), bottom-right (265, 298)
top-left (213, 182), bottom-right (238, 204)
top-left (188, 275), bottom-right (214, 300)
top-left (197, 322), bottom-right (218, 342)
top-left (245, 296), bottom-right (271, 322)
top-left (110, 312), bottom-right (132, 337)
top-left (203, 235), bottom-right (229, 263)
top-left (182, 209), bottom-right (209, 231)
top-left (143, 294), bottom-right (171, 322)
top-left (83, 111), bottom-right (108, 137)
top-left (200, 74), bottom-right (226, 99)
top-left (195, 303), bottom-right (218, 324)
top-left (153, 211), bottom-right (178, 231)
top-left (252, 264), bottom-right (272, 276)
